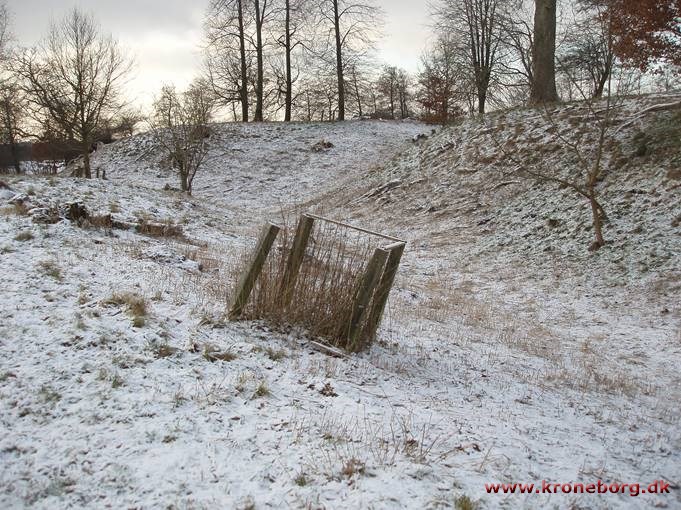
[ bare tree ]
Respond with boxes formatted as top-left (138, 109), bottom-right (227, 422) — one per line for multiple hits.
top-left (417, 34), bottom-right (470, 124)
top-left (0, 83), bottom-right (25, 173)
top-left (253, 0), bottom-right (271, 121)
top-left (0, 2), bottom-right (9, 61)
top-left (0, 2), bottom-right (23, 173)
top-left (530, 0), bottom-right (559, 103)
top-left (205, 0), bottom-right (253, 122)
top-left (494, 73), bottom-right (624, 250)
top-left (14, 9), bottom-right (131, 178)
top-left (314, 0), bottom-right (381, 121)
top-left (558, 1), bottom-right (614, 99)
top-left (498, 0), bottom-right (534, 93)
top-left (151, 81), bottom-right (216, 195)
top-left (377, 65), bottom-right (398, 118)
top-left (273, 0), bottom-right (311, 121)
top-left (434, 0), bottom-right (507, 114)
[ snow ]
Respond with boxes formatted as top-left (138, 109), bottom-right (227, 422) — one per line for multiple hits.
top-left (1, 111), bottom-right (680, 509)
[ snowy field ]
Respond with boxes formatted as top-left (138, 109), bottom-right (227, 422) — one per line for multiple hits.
top-left (1, 110), bottom-right (680, 509)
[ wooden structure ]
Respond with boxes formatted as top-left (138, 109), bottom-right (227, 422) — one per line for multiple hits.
top-left (228, 213), bottom-right (406, 352)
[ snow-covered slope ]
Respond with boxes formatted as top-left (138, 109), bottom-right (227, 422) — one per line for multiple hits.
top-left (1, 111), bottom-right (679, 509)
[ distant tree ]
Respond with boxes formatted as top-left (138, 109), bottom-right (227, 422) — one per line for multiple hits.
top-left (345, 62), bottom-right (372, 117)
top-left (394, 70), bottom-right (408, 118)
top-left (151, 81), bottom-right (216, 195)
top-left (376, 66), bottom-right (412, 119)
top-left (112, 109), bottom-right (145, 138)
top-left (529, 0), bottom-right (559, 104)
top-left (313, 0), bottom-right (381, 121)
top-left (559, 2), bottom-right (614, 99)
top-left (14, 9), bottom-right (131, 178)
top-left (434, 0), bottom-right (507, 114)
top-left (498, 0), bottom-right (534, 94)
top-left (272, 0), bottom-right (311, 121)
top-left (252, 0), bottom-right (273, 121)
top-left (377, 66), bottom-right (398, 118)
top-left (0, 2), bottom-right (9, 61)
top-left (417, 34), bottom-right (468, 124)
top-left (0, 2), bottom-right (24, 173)
top-left (205, 0), bottom-right (253, 122)
top-left (0, 83), bottom-right (26, 173)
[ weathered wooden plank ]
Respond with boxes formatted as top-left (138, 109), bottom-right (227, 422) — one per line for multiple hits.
top-left (364, 242), bottom-right (406, 341)
top-left (228, 223), bottom-right (281, 319)
top-left (279, 214), bottom-right (314, 307)
top-left (346, 247), bottom-right (389, 352)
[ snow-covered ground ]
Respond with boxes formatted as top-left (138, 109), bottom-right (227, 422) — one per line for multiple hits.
top-left (0, 111), bottom-right (679, 509)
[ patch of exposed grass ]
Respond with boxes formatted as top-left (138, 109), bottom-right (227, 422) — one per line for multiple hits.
top-left (14, 231), bottom-right (34, 242)
top-left (105, 292), bottom-right (148, 317)
top-left (38, 259), bottom-right (62, 281)
top-left (203, 344), bottom-right (236, 362)
top-left (293, 472), bottom-right (308, 486)
top-left (1, 202), bottom-right (29, 216)
top-left (455, 495), bottom-right (478, 510)
top-left (265, 347), bottom-right (287, 361)
top-left (104, 291), bottom-right (148, 327)
top-left (253, 379), bottom-right (270, 398)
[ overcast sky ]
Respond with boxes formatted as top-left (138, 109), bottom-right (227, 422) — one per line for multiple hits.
top-left (8, 0), bottom-right (433, 109)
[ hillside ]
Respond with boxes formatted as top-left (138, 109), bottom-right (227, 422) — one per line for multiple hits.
top-left (1, 105), bottom-right (680, 510)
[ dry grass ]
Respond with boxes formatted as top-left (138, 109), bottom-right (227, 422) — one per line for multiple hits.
top-left (38, 259), bottom-right (62, 281)
top-left (1, 202), bottom-right (29, 216)
top-left (14, 231), bottom-right (34, 242)
top-left (136, 219), bottom-right (184, 239)
top-left (235, 218), bottom-right (384, 351)
top-left (104, 292), bottom-right (148, 327)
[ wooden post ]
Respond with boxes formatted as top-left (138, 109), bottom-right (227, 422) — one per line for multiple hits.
top-left (364, 242), bottom-right (405, 341)
top-left (279, 214), bottom-right (314, 307)
top-left (228, 223), bottom-right (281, 319)
top-left (346, 247), bottom-right (389, 352)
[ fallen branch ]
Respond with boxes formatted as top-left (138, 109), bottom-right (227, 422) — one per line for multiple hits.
top-left (615, 100), bottom-right (681, 134)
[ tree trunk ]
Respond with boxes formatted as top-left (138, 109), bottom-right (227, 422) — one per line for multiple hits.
top-left (530, 0), bottom-right (559, 104)
top-left (237, 0), bottom-right (249, 122)
top-left (589, 194), bottom-right (605, 250)
top-left (82, 142), bottom-right (92, 179)
top-left (254, 0), bottom-right (265, 122)
top-left (389, 88), bottom-right (395, 118)
top-left (333, 0), bottom-right (345, 121)
top-left (284, 0), bottom-right (293, 121)
top-left (10, 141), bottom-right (21, 174)
top-left (352, 69), bottom-right (363, 117)
top-left (180, 166), bottom-right (188, 192)
top-left (477, 88), bottom-right (486, 114)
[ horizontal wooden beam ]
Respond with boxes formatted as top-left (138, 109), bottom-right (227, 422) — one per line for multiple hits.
top-left (305, 213), bottom-right (405, 243)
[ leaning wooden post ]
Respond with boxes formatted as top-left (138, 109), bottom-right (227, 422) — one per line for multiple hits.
top-left (228, 223), bottom-right (281, 320)
top-left (346, 247), bottom-right (390, 352)
top-left (364, 242), bottom-right (406, 341)
top-left (279, 214), bottom-right (315, 307)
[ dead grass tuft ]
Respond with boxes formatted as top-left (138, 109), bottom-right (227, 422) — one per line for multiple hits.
top-left (104, 292), bottom-right (149, 326)
top-left (14, 230), bottom-right (34, 242)
top-left (1, 202), bottom-right (29, 216)
top-left (38, 259), bottom-right (62, 281)
top-left (234, 218), bottom-right (384, 351)
top-left (136, 219), bottom-right (184, 239)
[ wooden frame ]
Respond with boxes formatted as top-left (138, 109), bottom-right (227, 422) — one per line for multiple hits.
top-left (229, 215), bottom-right (405, 352)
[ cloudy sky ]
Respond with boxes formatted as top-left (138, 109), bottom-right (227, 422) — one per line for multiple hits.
top-left (9, 0), bottom-right (433, 109)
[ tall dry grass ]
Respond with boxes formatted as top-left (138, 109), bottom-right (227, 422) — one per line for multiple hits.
top-left (235, 218), bottom-right (382, 351)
